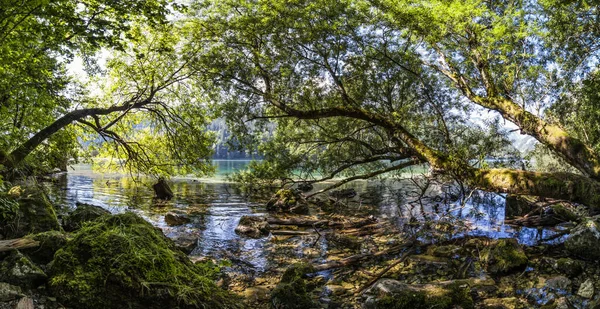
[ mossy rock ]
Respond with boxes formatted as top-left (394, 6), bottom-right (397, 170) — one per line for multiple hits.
top-left (555, 258), bottom-right (584, 277)
top-left (0, 191), bottom-right (60, 238)
top-left (270, 263), bottom-right (320, 309)
top-left (363, 279), bottom-right (474, 309)
top-left (565, 219), bottom-right (600, 260)
top-left (480, 239), bottom-right (528, 274)
top-left (0, 251), bottom-right (47, 288)
top-left (63, 203), bottom-right (110, 231)
top-left (23, 230), bottom-right (69, 264)
top-left (48, 212), bottom-right (243, 309)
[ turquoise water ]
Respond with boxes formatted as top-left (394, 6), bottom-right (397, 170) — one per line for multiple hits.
top-left (212, 159), bottom-right (254, 178)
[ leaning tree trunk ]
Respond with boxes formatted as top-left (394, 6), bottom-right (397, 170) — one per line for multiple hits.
top-left (0, 100), bottom-right (154, 170)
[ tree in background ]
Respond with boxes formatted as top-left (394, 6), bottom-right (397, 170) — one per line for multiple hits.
top-left (188, 0), bottom-right (600, 207)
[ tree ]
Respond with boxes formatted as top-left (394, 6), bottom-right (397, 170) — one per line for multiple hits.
top-left (189, 0), bottom-right (600, 207)
top-left (0, 0), bottom-right (214, 177)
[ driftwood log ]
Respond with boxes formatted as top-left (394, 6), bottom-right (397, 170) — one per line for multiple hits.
top-left (0, 238), bottom-right (39, 252)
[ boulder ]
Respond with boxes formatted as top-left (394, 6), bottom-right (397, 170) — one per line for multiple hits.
top-left (152, 178), bottom-right (174, 200)
top-left (362, 278), bottom-right (473, 309)
top-left (235, 216), bottom-right (270, 238)
top-left (0, 192), bottom-right (60, 238)
top-left (0, 251), bottom-right (47, 288)
top-left (565, 219), bottom-right (600, 260)
top-left (48, 212), bottom-right (242, 309)
top-left (480, 239), bottom-right (528, 274)
top-left (266, 189), bottom-right (309, 214)
top-left (22, 230), bottom-right (68, 264)
top-left (0, 282), bottom-right (23, 302)
top-left (164, 212), bottom-right (191, 226)
top-left (329, 188), bottom-right (357, 199)
top-left (63, 203), bottom-right (111, 231)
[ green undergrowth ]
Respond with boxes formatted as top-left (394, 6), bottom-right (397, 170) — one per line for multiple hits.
top-left (49, 212), bottom-right (243, 309)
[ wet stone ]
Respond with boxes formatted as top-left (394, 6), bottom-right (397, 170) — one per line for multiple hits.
top-left (172, 234), bottom-right (197, 254)
top-left (164, 212), bottom-right (191, 226)
top-left (235, 216), bottom-right (270, 238)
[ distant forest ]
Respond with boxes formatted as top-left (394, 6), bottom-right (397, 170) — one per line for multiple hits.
top-left (208, 119), bottom-right (260, 160)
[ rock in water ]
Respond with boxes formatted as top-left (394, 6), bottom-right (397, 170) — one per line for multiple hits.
top-left (266, 189), bottom-right (309, 214)
top-left (565, 219), bottom-right (600, 260)
top-left (172, 234), bottom-right (198, 254)
top-left (63, 203), bottom-right (111, 231)
top-left (164, 212), bottom-right (191, 226)
top-left (48, 212), bottom-right (242, 309)
top-left (329, 188), bottom-right (357, 199)
top-left (297, 182), bottom-right (313, 192)
top-left (480, 239), bottom-right (528, 274)
top-left (235, 216), bottom-right (270, 238)
top-left (152, 178), bottom-right (174, 200)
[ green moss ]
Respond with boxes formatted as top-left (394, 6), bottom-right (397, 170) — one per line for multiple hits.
top-left (271, 263), bottom-right (319, 309)
top-left (23, 230), bottom-right (68, 264)
top-left (63, 203), bottom-right (111, 231)
top-left (49, 212), bottom-right (242, 309)
top-left (481, 239), bottom-right (528, 274)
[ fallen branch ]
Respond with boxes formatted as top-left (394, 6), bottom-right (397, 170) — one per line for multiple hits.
top-left (356, 247), bottom-right (416, 294)
top-left (267, 217), bottom-right (377, 229)
top-left (271, 230), bottom-right (313, 236)
top-left (313, 240), bottom-right (415, 271)
top-left (0, 238), bottom-right (39, 252)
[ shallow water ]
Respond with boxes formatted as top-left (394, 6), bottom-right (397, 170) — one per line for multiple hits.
top-left (44, 162), bottom-right (567, 274)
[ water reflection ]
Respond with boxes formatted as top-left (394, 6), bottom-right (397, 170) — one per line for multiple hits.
top-left (44, 164), bottom-right (568, 276)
